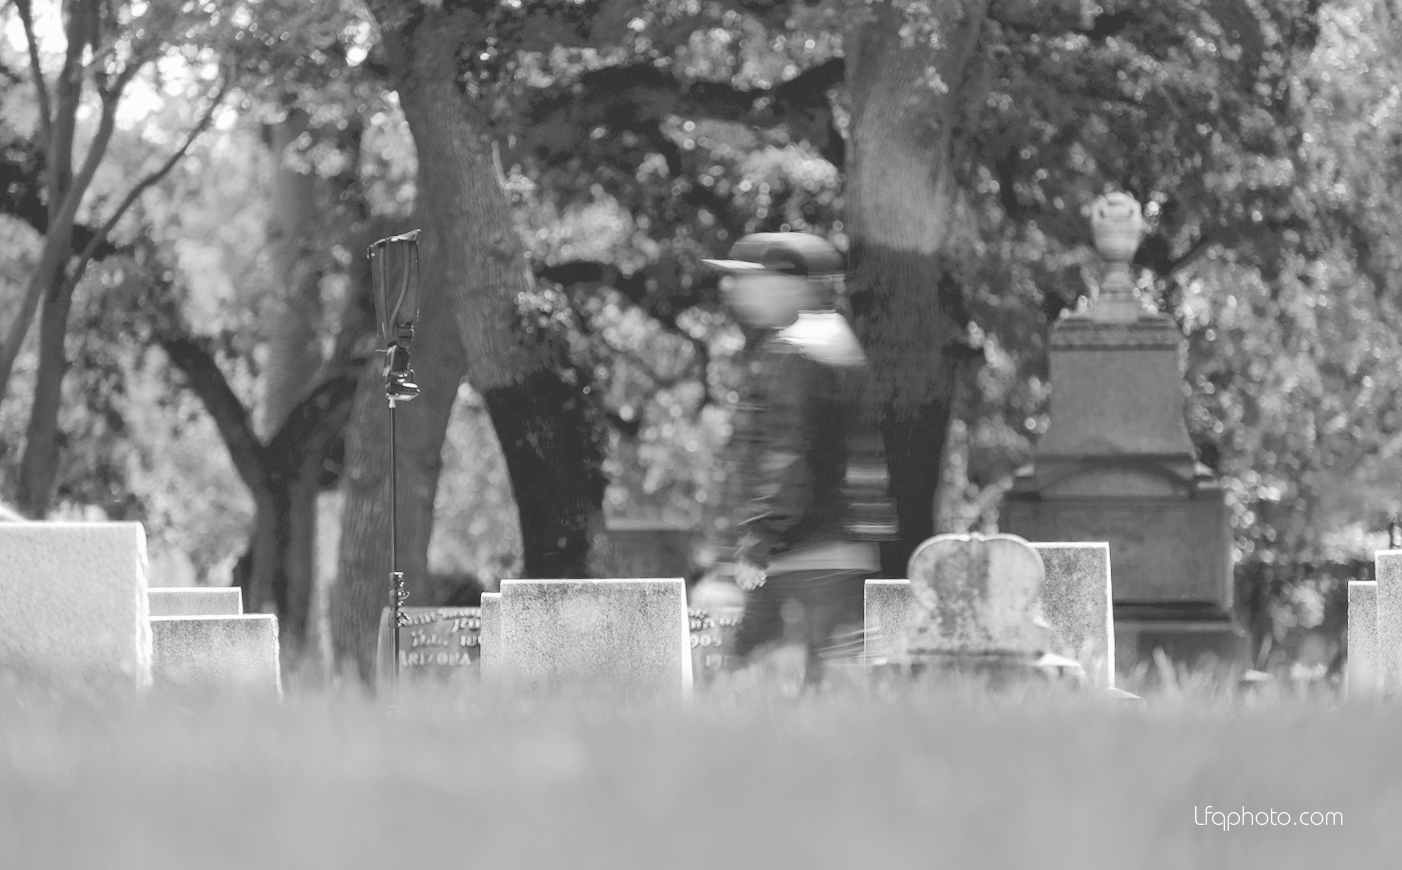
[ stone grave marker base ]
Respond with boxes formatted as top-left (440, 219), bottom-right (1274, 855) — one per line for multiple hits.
top-left (148, 587), bottom-right (243, 617)
top-left (908, 651), bottom-right (1085, 690)
top-left (150, 614), bottom-right (281, 698)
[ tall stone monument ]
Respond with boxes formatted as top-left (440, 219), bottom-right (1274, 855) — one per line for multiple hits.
top-left (1002, 193), bottom-right (1248, 672)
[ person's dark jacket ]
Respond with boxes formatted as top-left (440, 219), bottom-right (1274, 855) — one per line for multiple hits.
top-left (727, 310), bottom-right (898, 568)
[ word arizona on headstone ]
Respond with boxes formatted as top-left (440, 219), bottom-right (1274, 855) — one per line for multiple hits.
top-left (0, 522), bottom-right (152, 689)
top-left (376, 606), bottom-right (481, 687)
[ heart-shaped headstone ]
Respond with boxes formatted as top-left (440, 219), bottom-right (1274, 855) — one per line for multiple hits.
top-left (904, 533), bottom-right (1050, 656)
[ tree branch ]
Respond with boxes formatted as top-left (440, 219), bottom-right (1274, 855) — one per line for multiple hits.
top-left (515, 57), bottom-right (848, 169)
top-left (46, 0), bottom-right (98, 217)
top-left (538, 259), bottom-right (719, 408)
top-left (0, 85), bottom-right (125, 407)
top-left (15, 0), bottom-right (52, 147)
top-left (73, 75), bottom-right (230, 272)
top-left (265, 373), bottom-right (361, 478)
top-left (157, 331), bottom-right (271, 496)
top-left (988, 0), bottom-right (1138, 40)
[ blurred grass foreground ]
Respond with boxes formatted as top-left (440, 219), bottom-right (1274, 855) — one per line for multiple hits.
top-left (0, 680), bottom-right (1393, 869)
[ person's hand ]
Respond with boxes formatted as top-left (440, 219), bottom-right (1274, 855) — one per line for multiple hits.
top-left (735, 560), bottom-right (767, 591)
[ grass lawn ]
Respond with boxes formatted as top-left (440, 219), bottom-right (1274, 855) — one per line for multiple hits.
top-left (0, 678), bottom-right (1393, 869)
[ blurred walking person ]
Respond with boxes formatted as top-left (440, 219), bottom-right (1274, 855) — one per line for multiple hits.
top-left (703, 232), bottom-right (898, 686)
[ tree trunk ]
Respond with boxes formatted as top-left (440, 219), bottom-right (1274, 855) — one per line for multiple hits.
top-left (844, 1), bottom-right (990, 573)
top-left (16, 267), bottom-right (76, 516)
top-left (378, 7), bottom-right (607, 573)
top-left (483, 371), bottom-right (607, 577)
top-left (241, 468), bottom-right (320, 663)
top-left (248, 106), bottom-right (327, 660)
top-left (262, 107), bottom-right (325, 434)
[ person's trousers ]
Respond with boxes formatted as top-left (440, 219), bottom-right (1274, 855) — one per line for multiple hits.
top-left (732, 568), bottom-right (868, 679)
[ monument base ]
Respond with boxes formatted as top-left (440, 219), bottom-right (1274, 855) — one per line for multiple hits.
top-left (1114, 611), bottom-right (1250, 675)
top-left (870, 651), bottom-right (1087, 690)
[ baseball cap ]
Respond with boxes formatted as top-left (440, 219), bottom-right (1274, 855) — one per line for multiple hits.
top-left (701, 232), bottom-right (845, 277)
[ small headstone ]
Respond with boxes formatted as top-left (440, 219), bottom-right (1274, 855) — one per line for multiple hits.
top-left (150, 614), bottom-right (281, 697)
top-left (905, 533), bottom-right (1050, 656)
top-left (1033, 542), bottom-right (1114, 687)
top-left (864, 579), bottom-right (921, 663)
top-left (865, 541), bottom-right (1114, 683)
top-left (1376, 550), bottom-right (1402, 694)
top-left (0, 522), bottom-right (152, 690)
top-left (1348, 579), bottom-right (1381, 699)
top-left (496, 578), bottom-right (692, 701)
top-left (688, 607), bottom-right (744, 681)
top-left (688, 576), bottom-right (745, 683)
top-left (479, 593), bottom-right (501, 680)
top-left (148, 587), bottom-right (243, 617)
top-left (375, 606), bottom-right (480, 687)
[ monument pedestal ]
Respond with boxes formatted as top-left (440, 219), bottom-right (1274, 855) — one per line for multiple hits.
top-left (1002, 311), bottom-right (1248, 674)
top-left (599, 518), bottom-right (693, 580)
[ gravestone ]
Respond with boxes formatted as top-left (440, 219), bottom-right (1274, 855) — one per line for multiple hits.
top-left (1375, 550), bottom-right (1402, 694)
top-left (1002, 194), bottom-right (1246, 671)
top-left (374, 606), bottom-right (480, 687)
top-left (688, 576), bottom-right (745, 683)
top-left (478, 583), bottom-right (746, 686)
top-left (148, 587), bottom-right (243, 617)
top-left (1035, 543), bottom-right (1114, 687)
top-left (496, 578), bottom-right (692, 701)
top-left (0, 522), bottom-right (152, 689)
top-left (1347, 580), bottom-right (1380, 699)
top-left (150, 614), bottom-right (281, 696)
top-left (864, 539), bottom-right (1111, 685)
top-left (688, 608), bottom-right (744, 682)
top-left (905, 533), bottom-right (1050, 657)
top-left (863, 579), bottom-right (921, 664)
top-left (902, 533), bottom-right (1088, 686)
top-left (479, 593), bottom-right (501, 680)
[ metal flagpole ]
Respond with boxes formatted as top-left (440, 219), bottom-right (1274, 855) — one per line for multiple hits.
top-left (368, 229), bottom-right (422, 699)
top-left (389, 393), bottom-right (403, 692)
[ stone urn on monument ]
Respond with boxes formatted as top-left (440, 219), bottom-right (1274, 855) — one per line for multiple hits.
top-left (1001, 193), bottom-right (1247, 674)
top-left (1087, 192), bottom-right (1146, 321)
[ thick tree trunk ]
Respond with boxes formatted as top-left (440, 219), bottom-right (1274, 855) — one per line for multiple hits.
top-left (283, 471), bottom-right (319, 662)
top-left (262, 108), bottom-right (325, 434)
top-left (377, 7), bottom-right (607, 573)
top-left (249, 107), bottom-right (327, 660)
top-left (241, 469), bottom-right (320, 662)
top-left (483, 369), bottom-right (607, 578)
top-left (844, 1), bottom-right (989, 573)
top-left (16, 268), bottom-right (76, 516)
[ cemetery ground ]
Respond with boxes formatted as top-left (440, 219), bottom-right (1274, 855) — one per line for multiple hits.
top-left (0, 675), bottom-right (1388, 869)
